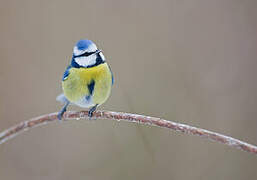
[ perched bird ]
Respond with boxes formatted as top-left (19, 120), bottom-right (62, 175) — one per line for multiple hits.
top-left (57, 39), bottom-right (113, 120)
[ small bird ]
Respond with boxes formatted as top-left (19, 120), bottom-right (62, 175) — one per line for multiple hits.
top-left (57, 39), bottom-right (113, 120)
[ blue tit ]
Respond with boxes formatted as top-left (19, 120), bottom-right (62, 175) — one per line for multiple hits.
top-left (57, 39), bottom-right (114, 120)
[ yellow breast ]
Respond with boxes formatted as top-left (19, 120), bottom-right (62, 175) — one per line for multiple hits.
top-left (62, 63), bottom-right (112, 107)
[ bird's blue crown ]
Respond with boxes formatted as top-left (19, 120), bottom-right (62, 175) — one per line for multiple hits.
top-left (76, 39), bottom-right (94, 51)
top-left (73, 39), bottom-right (98, 57)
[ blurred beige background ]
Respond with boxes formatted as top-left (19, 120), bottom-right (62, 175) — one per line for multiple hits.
top-left (1, 0), bottom-right (257, 179)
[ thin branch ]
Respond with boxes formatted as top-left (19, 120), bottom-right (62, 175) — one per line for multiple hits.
top-left (0, 110), bottom-right (257, 155)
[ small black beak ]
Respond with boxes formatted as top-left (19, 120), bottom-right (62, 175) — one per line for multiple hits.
top-left (94, 49), bottom-right (102, 54)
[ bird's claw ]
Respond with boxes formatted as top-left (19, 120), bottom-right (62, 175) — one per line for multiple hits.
top-left (88, 104), bottom-right (98, 119)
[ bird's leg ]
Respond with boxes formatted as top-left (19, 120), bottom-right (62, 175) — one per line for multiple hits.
top-left (57, 101), bottom-right (70, 120)
top-left (88, 104), bottom-right (98, 118)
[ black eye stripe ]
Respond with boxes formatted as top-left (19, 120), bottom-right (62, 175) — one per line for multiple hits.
top-left (74, 51), bottom-right (97, 58)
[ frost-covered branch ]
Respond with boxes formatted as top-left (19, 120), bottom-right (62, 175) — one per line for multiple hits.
top-left (0, 110), bottom-right (257, 155)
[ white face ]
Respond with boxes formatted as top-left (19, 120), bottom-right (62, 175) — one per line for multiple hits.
top-left (74, 51), bottom-right (105, 67)
top-left (74, 54), bottom-right (98, 67)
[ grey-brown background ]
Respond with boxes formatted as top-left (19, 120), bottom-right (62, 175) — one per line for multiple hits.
top-left (0, 0), bottom-right (257, 179)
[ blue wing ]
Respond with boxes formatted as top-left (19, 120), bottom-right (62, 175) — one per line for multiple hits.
top-left (62, 65), bottom-right (72, 81)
